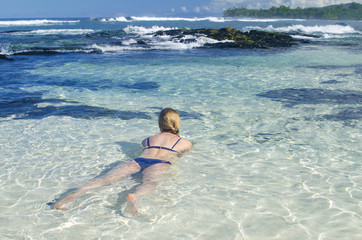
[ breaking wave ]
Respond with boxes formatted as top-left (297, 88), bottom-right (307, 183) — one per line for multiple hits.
top-left (2, 29), bottom-right (94, 35)
top-left (129, 16), bottom-right (226, 22)
top-left (90, 37), bottom-right (229, 52)
top-left (0, 19), bottom-right (79, 26)
top-left (98, 16), bottom-right (129, 22)
top-left (123, 25), bottom-right (177, 35)
top-left (244, 24), bottom-right (361, 38)
top-left (0, 48), bottom-right (96, 56)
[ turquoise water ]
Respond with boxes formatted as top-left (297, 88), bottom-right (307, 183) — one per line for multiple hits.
top-left (0, 17), bottom-right (361, 239)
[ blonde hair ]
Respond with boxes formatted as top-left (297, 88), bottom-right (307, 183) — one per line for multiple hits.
top-left (158, 108), bottom-right (181, 136)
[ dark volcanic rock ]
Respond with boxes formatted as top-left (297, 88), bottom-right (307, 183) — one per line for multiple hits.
top-left (155, 27), bottom-right (295, 49)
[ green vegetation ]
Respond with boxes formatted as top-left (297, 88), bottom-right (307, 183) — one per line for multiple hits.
top-left (224, 2), bottom-right (362, 20)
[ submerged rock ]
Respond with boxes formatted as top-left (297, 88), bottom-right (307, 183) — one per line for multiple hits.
top-left (0, 54), bottom-right (14, 61)
top-left (122, 81), bottom-right (160, 90)
top-left (154, 27), bottom-right (295, 48)
top-left (257, 88), bottom-right (362, 107)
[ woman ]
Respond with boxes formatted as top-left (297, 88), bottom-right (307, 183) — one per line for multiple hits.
top-left (54, 108), bottom-right (192, 215)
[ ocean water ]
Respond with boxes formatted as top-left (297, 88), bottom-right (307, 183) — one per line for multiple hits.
top-left (0, 17), bottom-right (361, 240)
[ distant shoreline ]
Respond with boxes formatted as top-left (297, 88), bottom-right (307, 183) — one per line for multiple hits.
top-left (224, 2), bottom-right (362, 20)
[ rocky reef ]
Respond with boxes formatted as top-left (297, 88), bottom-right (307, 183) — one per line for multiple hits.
top-left (0, 27), bottom-right (296, 61)
top-left (154, 27), bottom-right (295, 49)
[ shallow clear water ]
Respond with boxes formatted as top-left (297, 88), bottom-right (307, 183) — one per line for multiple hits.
top-left (0, 17), bottom-right (361, 239)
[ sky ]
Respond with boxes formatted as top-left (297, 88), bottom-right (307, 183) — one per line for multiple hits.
top-left (0, 0), bottom-right (360, 18)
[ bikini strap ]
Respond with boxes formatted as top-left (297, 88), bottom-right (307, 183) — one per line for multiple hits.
top-left (147, 137), bottom-right (150, 147)
top-left (171, 138), bottom-right (182, 149)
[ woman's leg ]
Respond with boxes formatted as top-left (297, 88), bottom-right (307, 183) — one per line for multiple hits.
top-left (126, 163), bottom-right (170, 215)
top-left (54, 160), bottom-right (141, 209)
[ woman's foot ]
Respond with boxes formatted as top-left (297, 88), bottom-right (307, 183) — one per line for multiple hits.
top-left (54, 194), bottom-right (76, 210)
top-left (126, 194), bottom-right (139, 216)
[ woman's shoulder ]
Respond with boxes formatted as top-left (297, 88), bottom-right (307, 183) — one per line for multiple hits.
top-left (179, 137), bottom-right (192, 144)
top-left (177, 138), bottom-right (193, 152)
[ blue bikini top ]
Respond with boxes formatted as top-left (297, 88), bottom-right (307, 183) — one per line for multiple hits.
top-left (143, 137), bottom-right (182, 153)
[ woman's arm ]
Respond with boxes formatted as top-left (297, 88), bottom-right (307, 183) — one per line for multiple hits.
top-left (178, 138), bottom-right (193, 153)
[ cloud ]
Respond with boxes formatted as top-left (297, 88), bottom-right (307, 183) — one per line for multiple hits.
top-left (202, 5), bottom-right (211, 11)
top-left (194, 6), bottom-right (201, 13)
top-left (181, 6), bottom-right (188, 12)
top-left (191, 5), bottom-right (212, 14)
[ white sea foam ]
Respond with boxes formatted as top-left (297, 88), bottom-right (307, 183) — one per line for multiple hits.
top-left (290, 35), bottom-right (317, 40)
top-left (246, 24), bottom-right (360, 37)
top-left (123, 25), bottom-right (177, 35)
top-left (274, 24), bottom-right (358, 34)
top-left (1, 47), bottom-right (95, 55)
top-left (8, 29), bottom-right (94, 35)
top-left (148, 35), bottom-right (231, 50)
top-left (89, 43), bottom-right (144, 52)
top-left (91, 24), bottom-right (235, 52)
top-left (121, 38), bottom-right (138, 45)
top-left (0, 44), bottom-right (12, 55)
top-left (99, 17), bottom-right (129, 22)
top-left (322, 34), bottom-right (347, 39)
top-left (129, 16), bottom-right (225, 22)
top-left (90, 35), bottom-right (233, 52)
top-left (0, 19), bottom-right (79, 26)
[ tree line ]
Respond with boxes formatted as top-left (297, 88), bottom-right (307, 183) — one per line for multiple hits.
top-left (223, 2), bottom-right (362, 20)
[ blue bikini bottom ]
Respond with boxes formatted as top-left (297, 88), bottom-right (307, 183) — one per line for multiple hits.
top-left (133, 157), bottom-right (171, 172)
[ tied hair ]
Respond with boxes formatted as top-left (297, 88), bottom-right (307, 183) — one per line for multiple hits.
top-left (163, 128), bottom-right (180, 136)
top-left (158, 108), bottom-right (181, 137)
